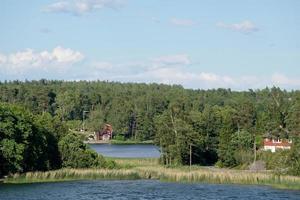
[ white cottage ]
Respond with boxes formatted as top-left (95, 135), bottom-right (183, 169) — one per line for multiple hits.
top-left (263, 138), bottom-right (292, 153)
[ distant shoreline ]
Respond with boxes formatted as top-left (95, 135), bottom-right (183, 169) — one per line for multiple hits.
top-left (84, 140), bottom-right (154, 145)
top-left (84, 140), bottom-right (110, 144)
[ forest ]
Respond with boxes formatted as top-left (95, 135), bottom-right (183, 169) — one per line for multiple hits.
top-left (0, 80), bottom-right (300, 176)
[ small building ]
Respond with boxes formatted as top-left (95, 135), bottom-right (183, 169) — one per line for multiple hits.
top-left (263, 138), bottom-right (292, 153)
top-left (96, 124), bottom-right (113, 141)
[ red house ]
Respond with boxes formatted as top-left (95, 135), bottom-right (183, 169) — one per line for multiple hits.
top-left (96, 124), bottom-right (113, 141)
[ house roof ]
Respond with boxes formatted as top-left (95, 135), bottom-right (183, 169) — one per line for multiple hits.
top-left (263, 140), bottom-right (292, 147)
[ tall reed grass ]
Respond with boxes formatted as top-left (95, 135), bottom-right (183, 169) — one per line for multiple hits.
top-left (5, 168), bottom-right (143, 184)
top-left (4, 158), bottom-right (300, 190)
top-left (135, 165), bottom-right (300, 190)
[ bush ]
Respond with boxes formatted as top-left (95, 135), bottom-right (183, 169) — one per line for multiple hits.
top-left (0, 104), bottom-right (63, 176)
top-left (58, 133), bottom-right (106, 168)
top-left (286, 138), bottom-right (300, 176)
top-left (0, 103), bottom-right (113, 177)
top-left (114, 134), bottom-right (125, 141)
top-left (258, 140), bottom-right (300, 176)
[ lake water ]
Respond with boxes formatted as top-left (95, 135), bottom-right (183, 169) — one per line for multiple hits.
top-left (1, 180), bottom-right (300, 200)
top-left (89, 144), bottom-right (160, 158)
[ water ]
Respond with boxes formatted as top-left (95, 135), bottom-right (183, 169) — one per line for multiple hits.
top-left (1, 180), bottom-right (300, 200)
top-left (89, 144), bottom-right (160, 158)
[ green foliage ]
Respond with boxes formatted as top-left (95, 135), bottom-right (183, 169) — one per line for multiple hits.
top-left (286, 138), bottom-right (300, 176)
top-left (0, 103), bottom-right (111, 177)
top-left (58, 133), bottom-right (106, 168)
top-left (114, 134), bottom-right (125, 141)
top-left (66, 120), bottom-right (82, 131)
top-left (0, 139), bottom-right (24, 173)
top-left (0, 103), bottom-right (62, 176)
top-left (258, 150), bottom-right (289, 174)
top-left (154, 106), bottom-right (205, 166)
top-left (217, 106), bottom-right (237, 167)
top-left (1, 81), bottom-right (300, 173)
top-left (258, 139), bottom-right (300, 176)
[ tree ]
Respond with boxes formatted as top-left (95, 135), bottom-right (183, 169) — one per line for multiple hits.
top-left (58, 133), bottom-right (106, 168)
top-left (1, 80), bottom-right (300, 171)
top-left (287, 138), bottom-right (300, 176)
top-left (0, 103), bottom-right (107, 177)
top-left (286, 93), bottom-right (300, 136)
top-left (0, 104), bottom-right (55, 175)
top-left (217, 106), bottom-right (237, 167)
top-left (229, 130), bottom-right (254, 166)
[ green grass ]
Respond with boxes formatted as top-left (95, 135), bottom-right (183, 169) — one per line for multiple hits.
top-left (4, 158), bottom-right (300, 190)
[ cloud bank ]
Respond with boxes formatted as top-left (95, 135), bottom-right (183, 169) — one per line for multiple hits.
top-left (43, 0), bottom-right (125, 15)
top-left (0, 46), bottom-right (84, 74)
top-left (1, 49), bottom-right (299, 90)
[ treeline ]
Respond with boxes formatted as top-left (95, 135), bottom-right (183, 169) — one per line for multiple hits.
top-left (0, 103), bottom-right (114, 177)
top-left (0, 80), bottom-right (300, 171)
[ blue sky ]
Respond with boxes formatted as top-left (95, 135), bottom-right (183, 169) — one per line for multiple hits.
top-left (0, 0), bottom-right (299, 90)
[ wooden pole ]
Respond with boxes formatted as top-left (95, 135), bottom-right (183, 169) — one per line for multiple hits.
top-left (189, 144), bottom-right (192, 171)
top-left (254, 135), bottom-right (257, 163)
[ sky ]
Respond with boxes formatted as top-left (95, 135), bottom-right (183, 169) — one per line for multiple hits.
top-left (0, 0), bottom-right (299, 90)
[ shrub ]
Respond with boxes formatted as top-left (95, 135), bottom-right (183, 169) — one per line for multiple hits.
top-left (58, 133), bottom-right (106, 168)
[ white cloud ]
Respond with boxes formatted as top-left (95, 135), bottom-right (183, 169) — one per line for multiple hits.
top-left (106, 67), bottom-right (237, 89)
top-left (0, 54), bottom-right (7, 64)
top-left (143, 68), bottom-right (235, 87)
top-left (171, 18), bottom-right (197, 26)
top-left (152, 54), bottom-right (190, 68)
top-left (43, 0), bottom-right (125, 15)
top-left (271, 73), bottom-right (300, 86)
top-left (2, 49), bottom-right (299, 90)
top-left (79, 54), bottom-right (259, 89)
top-left (44, 1), bottom-right (70, 13)
top-left (217, 20), bottom-right (259, 34)
top-left (0, 46), bottom-right (84, 74)
top-left (85, 60), bottom-right (300, 90)
top-left (52, 46), bottom-right (84, 63)
top-left (84, 54), bottom-right (239, 89)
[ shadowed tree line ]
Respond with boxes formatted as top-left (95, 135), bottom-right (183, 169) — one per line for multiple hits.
top-left (0, 103), bottom-right (111, 177)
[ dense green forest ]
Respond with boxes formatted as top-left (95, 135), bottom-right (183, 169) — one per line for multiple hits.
top-left (1, 80), bottom-right (300, 175)
top-left (0, 103), bottom-right (113, 177)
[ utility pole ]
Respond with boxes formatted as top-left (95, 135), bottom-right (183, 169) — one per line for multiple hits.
top-left (253, 126), bottom-right (257, 164)
top-left (253, 136), bottom-right (257, 163)
top-left (189, 144), bottom-right (192, 171)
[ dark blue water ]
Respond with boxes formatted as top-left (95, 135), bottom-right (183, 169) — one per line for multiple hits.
top-left (1, 180), bottom-right (300, 200)
top-left (89, 144), bottom-right (160, 158)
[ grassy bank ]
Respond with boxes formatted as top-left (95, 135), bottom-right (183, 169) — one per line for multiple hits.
top-left (4, 158), bottom-right (300, 190)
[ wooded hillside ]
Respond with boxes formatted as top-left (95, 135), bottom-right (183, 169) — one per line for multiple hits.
top-left (1, 80), bottom-right (299, 170)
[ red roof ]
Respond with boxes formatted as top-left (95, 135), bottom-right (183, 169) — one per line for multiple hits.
top-left (263, 140), bottom-right (292, 147)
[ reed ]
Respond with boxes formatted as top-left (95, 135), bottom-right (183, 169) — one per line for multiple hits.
top-left (136, 166), bottom-right (300, 190)
top-left (4, 158), bottom-right (300, 190)
top-left (111, 157), bottom-right (159, 167)
top-left (5, 168), bottom-right (143, 184)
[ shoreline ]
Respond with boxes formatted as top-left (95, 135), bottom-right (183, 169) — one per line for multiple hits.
top-left (3, 169), bottom-right (300, 190)
top-left (84, 140), bottom-right (154, 145)
top-left (2, 158), bottom-right (300, 190)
